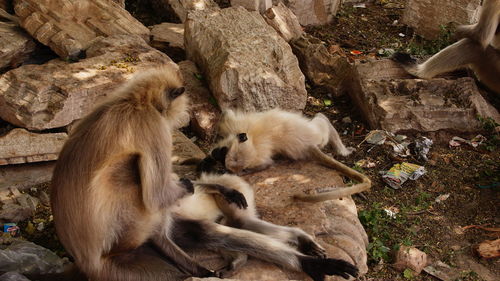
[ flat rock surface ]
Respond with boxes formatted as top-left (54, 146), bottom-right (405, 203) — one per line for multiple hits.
top-left (13, 0), bottom-right (149, 58)
top-left (184, 161), bottom-right (368, 280)
top-left (348, 59), bottom-right (500, 133)
top-left (402, 0), bottom-right (481, 39)
top-left (185, 6), bottom-right (307, 111)
top-left (0, 20), bottom-right (35, 71)
top-left (0, 128), bottom-right (67, 165)
top-left (0, 34), bottom-right (177, 130)
top-left (0, 162), bottom-right (54, 191)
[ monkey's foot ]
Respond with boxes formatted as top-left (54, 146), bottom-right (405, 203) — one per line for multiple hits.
top-left (300, 257), bottom-right (358, 281)
top-left (296, 234), bottom-right (327, 258)
top-left (337, 146), bottom-right (355, 157)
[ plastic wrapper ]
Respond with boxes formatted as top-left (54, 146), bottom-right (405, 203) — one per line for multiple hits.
top-left (382, 162), bottom-right (426, 189)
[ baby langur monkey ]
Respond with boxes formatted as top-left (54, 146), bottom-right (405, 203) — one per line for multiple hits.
top-left (392, 0), bottom-right (500, 94)
top-left (51, 66), bottom-right (217, 281)
top-left (199, 109), bottom-right (371, 202)
top-left (171, 173), bottom-right (359, 281)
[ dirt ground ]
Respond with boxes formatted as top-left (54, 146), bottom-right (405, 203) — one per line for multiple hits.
top-left (6, 1), bottom-right (499, 280)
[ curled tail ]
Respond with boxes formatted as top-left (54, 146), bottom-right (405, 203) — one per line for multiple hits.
top-left (294, 146), bottom-right (371, 202)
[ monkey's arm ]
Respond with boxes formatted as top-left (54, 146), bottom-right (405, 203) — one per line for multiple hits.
top-left (294, 146), bottom-right (371, 202)
top-left (456, 0), bottom-right (500, 49)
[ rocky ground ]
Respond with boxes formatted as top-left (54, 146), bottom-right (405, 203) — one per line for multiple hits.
top-left (0, 0), bottom-right (499, 280)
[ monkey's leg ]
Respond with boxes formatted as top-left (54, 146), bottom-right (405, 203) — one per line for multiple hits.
top-left (96, 243), bottom-right (189, 281)
top-left (171, 217), bottom-right (358, 281)
top-left (153, 219), bottom-right (216, 278)
top-left (211, 193), bottom-right (326, 258)
top-left (413, 39), bottom-right (484, 78)
top-left (456, 0), bottom-right (499, 48)
top-left (314, 113), bottom-right (354, 157)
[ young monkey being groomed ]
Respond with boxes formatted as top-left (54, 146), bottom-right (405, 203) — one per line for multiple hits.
top-left (170, 173), bottom-right (359, 281)
top-left (198, 109), bottom-right (371, 202)
top-left (51, 66), bottom-right (217, 281)
top-left (393, 0), bottom-right (500, 94)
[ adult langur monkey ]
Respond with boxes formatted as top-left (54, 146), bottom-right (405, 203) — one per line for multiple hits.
top-left (393, 0), bottom-right (500, 94)
top-left (51, 66), bottom-right (221, 281)
top-left (197, 109), bottom-right (372, 202)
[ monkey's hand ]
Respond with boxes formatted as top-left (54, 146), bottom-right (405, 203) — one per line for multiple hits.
top-left (218, 186), bottom-right (248, 209)
top-left (179, 178), bottom-right (194, 194)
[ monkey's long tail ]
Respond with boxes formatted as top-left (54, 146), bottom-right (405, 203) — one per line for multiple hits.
top-left (293, 146), bottom-right (371, 202)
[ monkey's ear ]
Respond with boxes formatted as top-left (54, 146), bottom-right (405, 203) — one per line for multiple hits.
top-left (168, 87), bottom-right (185, 99)
top-left (237, 133), bottom-right (247, 143)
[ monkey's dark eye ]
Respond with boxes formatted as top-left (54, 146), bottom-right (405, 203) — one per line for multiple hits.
top-left (237, 133), bottom-right (247, 143)
top-left (168, 87), bottom-right (185, 99)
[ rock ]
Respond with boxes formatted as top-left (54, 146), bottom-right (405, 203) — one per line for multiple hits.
top-left (0, 272), bottom-right (31, 281)
top-left (347, 59), bottom-right (500, 133)
top-left (476, 239), bottom-right (500, 259)
top-left (263, 2), bottom-right (303, 42)
top-left (166, 0), bottom-right (219, 23)
top-left (182, 161), bottom-right (368, 280)
top-left (0, 162), bottom-right (54, 191)
top-left (402, 0), bottom-right (482, 39)
top-left (178, 60), bottom-right (220, 140)
top-left (0, 189), bottom-right (39, 222)
top-left (172, 130), bottom-right (206, 164)
top-left (0, 241), bottom-right (66, 274)
top-left (231, 0), bottom-right (272, 13)
top-left (0, 34), bottom-right (177, 130)
top-left (185, 6), bottom-right (307, 112)
top-left (13, 0), bottom-right (149, 59)
top-left (273, 0), bottom-right (341, 26)
top-left (291, 34), bottom-right (354, 96)
top-left (394, 246), bottom-right (428, 274)
top-left (0, 128), bottom-right (67, 165)
top-left (149, 22), bottom-right (185, 61)
top-left (150, 22), bottom-right (184, 50)
top-left (0, 19), bottom-right (35, 71)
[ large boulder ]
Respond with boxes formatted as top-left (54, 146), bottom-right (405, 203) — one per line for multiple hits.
top-left (273, 0), bottom-right (341, 26)
top-left (0, 19), bottom-right (35, 71)
top-left (347, 59), bottom-right (500, 133)
top-left (0, 35), bottom-right (177, 130)
top-left (181, 161), bottom-right (368, 280)
top-left (0, 128), bottom-right (67, 165)
top-left (402, 0), bottom-right (482, 39)
top-left (185, 6), bottom-right (307, 111)
top-left (13, 0), bottom-right (149, 59)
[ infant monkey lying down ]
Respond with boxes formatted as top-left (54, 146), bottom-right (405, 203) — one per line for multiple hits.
top-left (174, 173), bottom-right (359, 280)
top-left (198, 109), bottom-right (372, 202)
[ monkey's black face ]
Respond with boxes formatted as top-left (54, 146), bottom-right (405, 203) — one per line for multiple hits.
top-left (196, 146), bottom-right (229, 175)
top-left (237, 133), bottom-right (247, 143)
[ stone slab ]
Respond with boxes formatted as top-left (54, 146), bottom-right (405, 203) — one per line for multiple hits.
top-left (185, 6), bottom-right (307, 111)
top-left (0, 128), bottom-right (67, 165)
top-left (13, 0), bottom-right (149, 58)
top-left (0, 34), bottom-right (177, 130)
